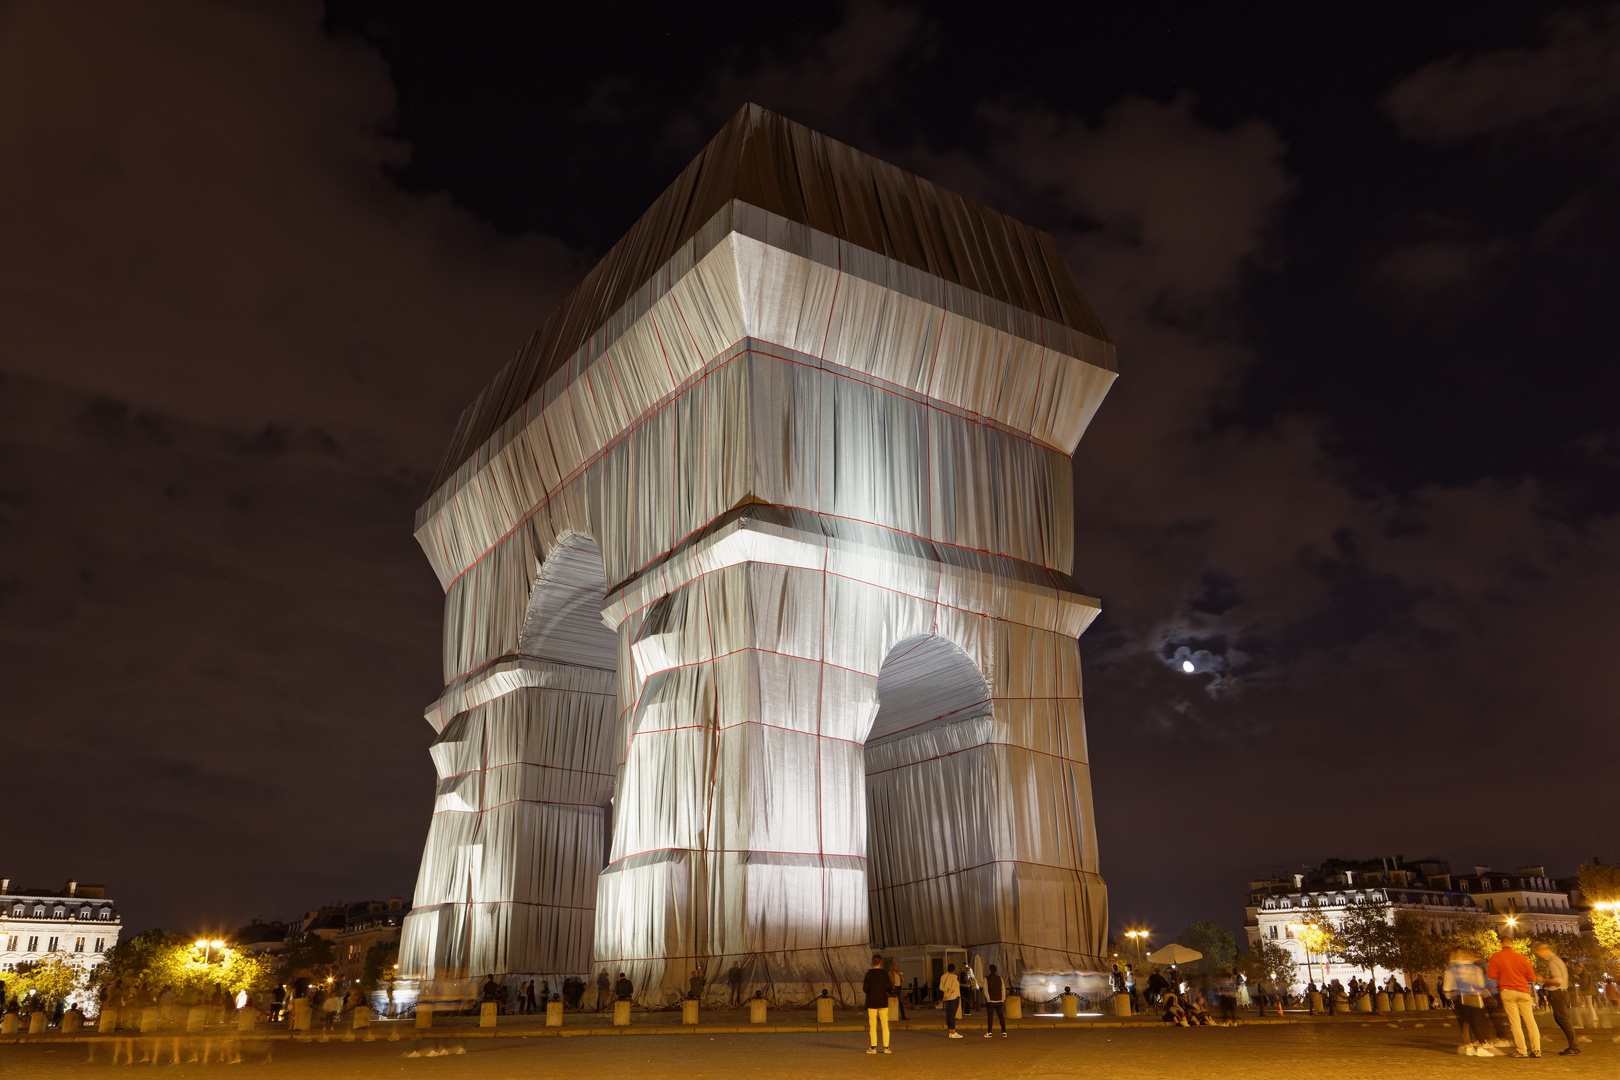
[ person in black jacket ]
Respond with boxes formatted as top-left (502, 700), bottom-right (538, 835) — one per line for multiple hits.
top-left (982, 965), bottom-right (1009, 1037)
top-left (614, 973), bottom-right (633, 1001)
top-left (863, 954), bottom-right (892, 1055)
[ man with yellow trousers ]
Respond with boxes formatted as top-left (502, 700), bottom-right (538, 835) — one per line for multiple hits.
top-left (863, 955), bottom-right (892, 1055)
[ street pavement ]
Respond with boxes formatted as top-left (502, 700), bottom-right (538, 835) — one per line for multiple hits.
top-left (2, 1014), bottom-right (1615, 1078)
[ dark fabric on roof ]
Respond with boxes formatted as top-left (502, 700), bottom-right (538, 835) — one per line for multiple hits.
top-left (428, 104), bottom-right (1108, 494)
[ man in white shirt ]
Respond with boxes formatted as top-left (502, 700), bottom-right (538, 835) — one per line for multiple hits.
top-left (939, 964), bottom-right (962, 1038)
top-left (1533, 941), bottom-right (1579, 1056)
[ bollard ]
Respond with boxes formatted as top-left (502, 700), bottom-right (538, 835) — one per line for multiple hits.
top-left (62, 1009), bottom-right (83, 1033)
top-left (682, 999), bottom-right (700, 1025)
top-left (99, 1009), bottom-right (117, 1034)
top-left (546, 1000), bottom-right (564, 1027)
top-left (1372, 991), bottom-right (1386, 1012)
top-left (239, 1009), bottom-right (256, 1033)
top-left (1061, 992), bottom-right (1078, 1019)
top-left (186, 1006), bottom-right (206, 1032)
top-left (480, 1002), bottom-right (497, 1028)
top-left (888, 996), bottom-right (899, 1022)
top-left (1113, 992), bottom-right (1131, 1017)
top-left (415, 1003), bottom-right (433, 1030)
top-left (1413, 993), bottom-right (1429, 1012)
top-left (1006, 994), bottom-right (1022, 1020)
top-left (749, 997), bottom-right (768, 1024)
top-left (140, 1007), bottom-right (161, 1033)
top-left (1390, 991), bottom-right (1405, 1012)
top-left (817, 997), bottom-right (834, 1024)
top-left (1308, 991), bottom-right (1323, 1015)
top-left (0, 1013), bottom-right (16, 1035)
top-left (353, 1009), bottom-right (370, 1030)
top-left (29, 1012), bottom-right (47, 1034)
top-left (613, 1000), bottom-right (631, 1027)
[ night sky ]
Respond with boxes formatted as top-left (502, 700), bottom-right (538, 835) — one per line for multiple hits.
top-left (3, 1), bottom-right (1617, 944)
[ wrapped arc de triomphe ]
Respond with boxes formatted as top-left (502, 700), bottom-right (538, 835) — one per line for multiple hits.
top-left (398, 105), bottom-right (1117, 1007)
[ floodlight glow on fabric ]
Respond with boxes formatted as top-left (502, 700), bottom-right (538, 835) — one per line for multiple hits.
top-left (398, 104), bottom-right (1119, 1009)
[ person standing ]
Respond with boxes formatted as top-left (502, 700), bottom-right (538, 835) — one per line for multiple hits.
top-left (1125, 964), bottom-right (1140, 1010)
top-left (939, 963), bottom-right (963, 1038)
top-left (982, 964), bottom-right (1008, 1037)
top-left (1532, 941), bottom-right (1579, 1056)
top-left (595, 969), bottom-right (611, 1012)
top-left (887, 960), bottom-right (907, 1020)
top-left (688, 969), bottom-right (704, 1001)
top-left (1486, 940), bottom-right (1541, 1058)
top-left (728, 961), bottom-right (746, 1008)
top-left (863, 954), bottom-right (892, 1055)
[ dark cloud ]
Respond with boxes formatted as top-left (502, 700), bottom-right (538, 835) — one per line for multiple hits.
top-left (1385, 5), bottom-right (1620, 141)
top-left (0, 0), bottom-right (576, 931)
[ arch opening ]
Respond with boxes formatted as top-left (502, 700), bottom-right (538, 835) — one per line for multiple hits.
top-left (517, 532), bottom-right (617, 671)
top-left (863, 634), bottom-right (995, 965)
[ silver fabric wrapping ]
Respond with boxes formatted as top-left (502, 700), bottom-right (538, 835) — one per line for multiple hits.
top-left (400, 107), bottom-right (1116, 1008)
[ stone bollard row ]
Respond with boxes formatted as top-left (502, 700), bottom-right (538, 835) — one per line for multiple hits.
top-left (1, 1013), bottom-right (17, 1035)
top-left (613, 1000), bottom-right (631, 1027)
top-left (749, 997), bottom-right (768, 1024)
top-left (546, 1000), bottom-right (564, 1027)
top-left (415, 1003), bottom-right (433, 1030)
top-left (682, 1000), bottom-right (700, 1025)
top-left (480, 1002), bottom-right (497, 1028)
top-left (1006, 994), bottom-right (1022, 1020)
top-left (817, 997), bottom-right (834, 1024)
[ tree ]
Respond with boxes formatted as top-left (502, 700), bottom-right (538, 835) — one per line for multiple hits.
top-left (1447, 914), bottom-right (1501, 961)
top-left (1242, 937), bottom-right (1297, 991)
top-left (1391, 911), bottom-right (1450, 983)
top-left (4, 952), bottom-right (85, 1011)
top-left (1291, 915), bottom-right (1335, 985)
top-left (1175, 921), bottom-right (1237, 973)
top-left (1331, 900), bottom-right (1399, 980)
top-left (1579, 861), bottom-right (1620, 962)
top-left (276, 931), bottom-right (335, 986)
top-left (362, 941), bottom-right (399, 989)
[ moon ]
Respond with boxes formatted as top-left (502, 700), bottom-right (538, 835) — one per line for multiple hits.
top-left (1181, 660), bottom-right (1195, 673)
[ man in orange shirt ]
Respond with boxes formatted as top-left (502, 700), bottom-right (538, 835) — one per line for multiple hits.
top-left (1486, 940), bottom-right (1541, 1058)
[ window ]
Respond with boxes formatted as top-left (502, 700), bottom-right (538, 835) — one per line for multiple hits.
top-left (5, 935), bottom-right (15, 951)
top-left (1478, 879), bottom-right (1490, 892)
top-left (79, 907), bottom-right (91, 919)
top-left (95, 938), bottom-right (105, 952)
top-left (99, 909), bottom-right (112, 920)
top-left (47, 936), bottom-right (59, 951)
top-left (32, 906), bottom-right (44, 917)
top-left (1485, 899), bottom-right (1496, 911)
top-left (1263, 900), bottom-right (1276, 909)
top-left (53, 907), bottom-right (64, 918)
top-left (74, 937), bottom-right (85, 953)
top-left (1269, 925), bottom-right (1279, 938)
top-left (10, 905), bottom-right (20, 917)
top-left (27, 936), bottom-right (39, 952)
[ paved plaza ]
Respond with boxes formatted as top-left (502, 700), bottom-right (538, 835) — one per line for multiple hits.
top-left (3, 1014), bottom-right (1615, 1079)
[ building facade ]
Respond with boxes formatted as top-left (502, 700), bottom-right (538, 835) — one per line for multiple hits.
top-left (0, 878), bottom-right (122, 1002)
top-left (1454, 866), bottom-right (1582, 937)
top-left (1246, 858), bottom-right (1482, 992)
top-left (1245, 857), bottom-right (1584, 994)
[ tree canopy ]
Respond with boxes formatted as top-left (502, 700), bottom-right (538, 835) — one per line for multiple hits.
top-left (1175, 921), bottom-right (1237, 973)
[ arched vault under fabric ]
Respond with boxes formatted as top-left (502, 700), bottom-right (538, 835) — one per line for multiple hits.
top-left (399, 104), bottom-right (1117, 1006)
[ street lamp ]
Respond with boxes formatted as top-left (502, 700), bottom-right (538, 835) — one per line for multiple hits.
top-left (193, 939), bottom-right (227, 965)
top-left (1124, 930), bottom-right (1150, 969)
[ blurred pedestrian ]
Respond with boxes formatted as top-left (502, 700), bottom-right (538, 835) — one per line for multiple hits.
top-left (983, 964), bottom-right (1008, 1037)
top-left (728, 961), bottom-right (746, 1007)
top-left (887, 960), bottom-right (907, 1020)
top-left (1532, 941), bottom-right (1579, 1055)
top-left (596, 969), bottom-right (611, 1011)
top-left (940, 963), bottom-right (962, 1038)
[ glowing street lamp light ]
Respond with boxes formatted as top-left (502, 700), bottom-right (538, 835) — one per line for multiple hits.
top-left (193, 939), bottom-right (228, 965)
top-left (1124, 929), bottom-right (1150, 969)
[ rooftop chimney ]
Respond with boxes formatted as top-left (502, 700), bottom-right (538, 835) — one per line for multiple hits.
top-left (65, 878), bottom-right (78, 897)
top-left (1474, 865), bottom-right (1491, 876)
top-left (0, 877), bottom-right (8, 895)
